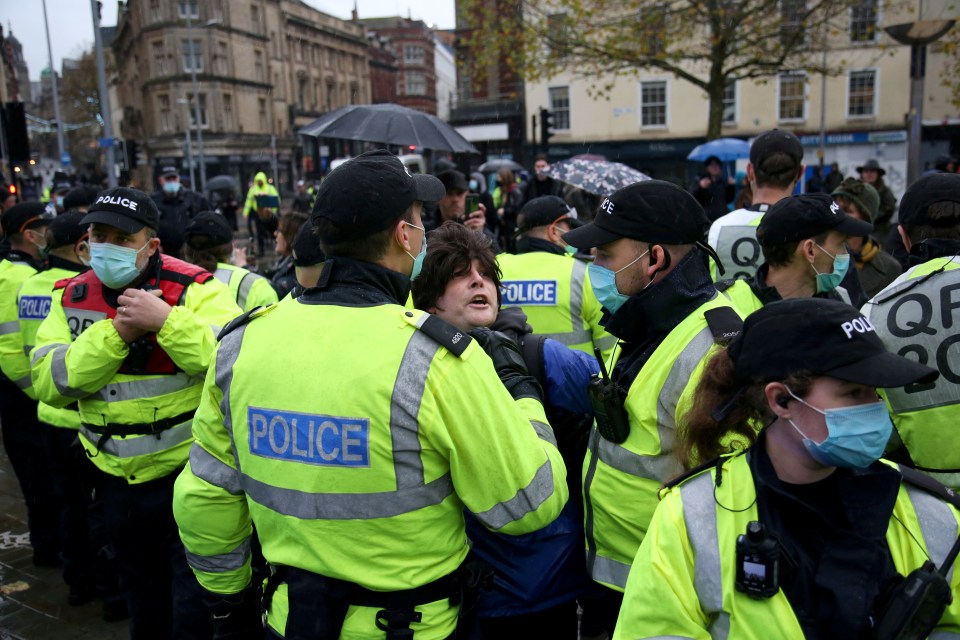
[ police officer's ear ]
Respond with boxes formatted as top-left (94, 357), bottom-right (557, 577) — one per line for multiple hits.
top-left (798, 238), bottom-right (818, 265)
top-left (75, 236), bottom-right (90, 263)
top-left (648, 244), bottom-right (671, 273)
top-left (764, 382), bottom-right (792, 417)
top-left (394, 217), bottom-right (415, 253)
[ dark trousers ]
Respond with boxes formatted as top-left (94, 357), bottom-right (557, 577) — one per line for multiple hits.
top-left (579, 584), bottom-right (623, 638)
top-left (99, 470), bottom-right (211, 640)
top-left (478, 599), bottom-right (578, 639)
top-left (0, 381), bottom-right (60, 560)
top-left (46, 425), bottom-right (96, 588)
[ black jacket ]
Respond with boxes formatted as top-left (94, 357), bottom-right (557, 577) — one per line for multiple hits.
top-left (150, 189), bottom-right (211, 258)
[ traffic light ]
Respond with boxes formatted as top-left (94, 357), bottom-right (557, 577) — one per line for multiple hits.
top-left (1, 103), bottom-right (30, 163)
top-left (127, 140), bottom-right (139, 168)
top-left (539, 108), bottom-right (554, 148)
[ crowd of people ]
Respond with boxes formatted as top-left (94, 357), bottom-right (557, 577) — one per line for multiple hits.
top-left (0, 130), bottom-right (957, 640)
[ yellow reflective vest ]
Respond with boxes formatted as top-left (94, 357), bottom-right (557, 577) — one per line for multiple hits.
top-left (583, 292), bottom-right (743, 591)
top-left (615, 453), bottom-right (960, 639)
top-left (18, 263), bottom-right (85, 429)
top-left (173, 300), bottom-right (568, 639)
top-left (498, 251), bottom-right (615, 360)
top-left (211, 262), bottom-right (278, 312)
top-left (242, 171), bottom-right (280, 219)
top-left (862, 256), bottom-right (960, 489)
top-left (0, 254), bottom-right (40, 397)
top-left (31, 257), bottom-right (242, 483)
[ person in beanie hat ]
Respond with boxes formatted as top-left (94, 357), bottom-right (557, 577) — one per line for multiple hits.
top-left (560, 179), bottom-right (742, 633)
top-left (617, 297), bottom-right (959, 639)
top-left (174, 150), bottom-right (568, 640)
top-left (831, 177), bottom-right (902, 296)
top-left (856, 159), bottom-right (898, 238)
top-left (30, 186), bottom-right (240, 639)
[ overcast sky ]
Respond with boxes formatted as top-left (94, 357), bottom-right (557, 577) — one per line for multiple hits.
top-left (13, 0), bottom-right (456, 83)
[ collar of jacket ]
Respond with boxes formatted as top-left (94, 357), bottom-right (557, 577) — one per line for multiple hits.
top-left (748, 263), bottom-right (786, 306)
top-left (604, 247), bottom-right (716, 342)
top-left (490, 306), bottom-right (532, 343)
top-left (514, 236), bottom-right (565, 256)
top-left (4, 250), bottom-right (43, 270)
top-left (299, 256), bottom-right (410, 306)
top-left (46, 254), bottom-right (86, 273)
top-left (908, 238), bottom-right (960, 267)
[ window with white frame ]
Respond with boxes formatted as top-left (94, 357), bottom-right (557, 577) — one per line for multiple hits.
top-left (178, 1), bottom-right (198, 18)
top-left (549, 86), bottom-right (571, 130)
top-left (182, 39), bottom-right (202, 72)
top-left (405, 72), bottom-right (426, 96)
top-left (722, 80), bottom-right (737, 125)
top-left (780, 0), bottom-right (806, 45)
top-left (778, 73), bottom-right (805, 121)
top-left (850, 0), bottom-right (878, 43)
top-left (404, 45), bottom-right (425, 65)
top-left (640, 80), bottom-right (667, 127)
top-left (848, 69), bottom-right (876, 117)
top-left (546, 13), bottom-right (572, 58)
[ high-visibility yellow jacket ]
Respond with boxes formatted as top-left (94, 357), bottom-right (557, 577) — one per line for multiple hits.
top-left (614, 452), bottom-right (960, 639)
top-left (173, 294), bottom-right (568, 639)
top-left (31, 255), bottom-right (241, 483)
top-left (211, 262), bottom-right (278, 312)
top-left (498, 249), bottom-right (615, 360)
top-left (0, 253), bottom-right (40, 397)
top-left (863, 256), bottom-right (960, 489)
top-left (242, 172), bottom-right (280, 219)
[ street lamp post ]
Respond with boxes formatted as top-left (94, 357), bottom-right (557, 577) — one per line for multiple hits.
top-left (186, 11), bottom-right (206, 194)
top-left (91, 0), bottom-right (117, 187)
top-left (42, 0), bottom-right (67, 169)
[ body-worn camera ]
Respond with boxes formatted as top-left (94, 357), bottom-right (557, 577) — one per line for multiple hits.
top-left (588, 348), bottom-right (630, 444)
top-left (735, 521), bottom-right (781, 599)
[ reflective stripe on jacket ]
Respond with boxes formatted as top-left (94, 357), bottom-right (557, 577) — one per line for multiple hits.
top-left (212, 263), bottom-right (278, 312)
top-left (0, 257), bottom-right (39, 397)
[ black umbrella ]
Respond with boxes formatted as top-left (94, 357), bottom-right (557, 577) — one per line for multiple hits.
top-left (477, 159), bottom-right (524, 173)
top-left (205, 175), bottom-right (238, 193)
top-left (298, 103), bottom-right (479, 154)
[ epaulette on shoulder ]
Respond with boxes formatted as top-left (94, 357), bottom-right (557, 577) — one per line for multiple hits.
top-left (217, 304), bottom-right (275, 341)
top-left (704, 305), bottom-right (743, 345)
top-left (401, 310), bottom-right (472, 357)
top-left (899, 465), bottom-right (960, 511)
top-left (714, 278), bottom-right (737, 293)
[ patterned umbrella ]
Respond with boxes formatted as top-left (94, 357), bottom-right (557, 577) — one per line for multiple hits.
top-left (543, 158), bottom-right (651, 197)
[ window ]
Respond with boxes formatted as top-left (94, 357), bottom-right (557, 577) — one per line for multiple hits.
top-left (182, 39), bottom-right (202, 72)
top-left (778, 72), bottom-right (806, 121)
top-left (178, 1), bottom-right (198, 18)
top-left (640, 80), bottom-right (667, 127)
top-left (188, 93), bottom-right (208, 128)
top-left (148, 0), bottom-right (162, 22)
top-left (216, 41), bottom-right (228, 75)
top-left (850, 0), bottom-right (878, 43)
top-left (549, 86), bottom-right (571, 130)
top-left (298, 78), bottom-right (307, 109)
top-left (158, 94), bottom-right (171, 132)
top-left (405, 72), bottom-right (426, 96)
top-left (251, 4), bottom-right (263, 35)
top-left (546, 13), bottom-right (572, 58)
top-left (404, 45), bottom-right (425, 65)
top-left (223, 93), bottom-right (233, 130)
top-left (780, 0), bottom-right (806, 45)
top-left (254, 50), bottom-right (264, 82)
top-left (848, 69), bottom-right (876, 117)
top-left (722, 80), bottom-right (737, 125)
top-left (152, 41), bottom-right (166, 75)
top-left (637, 7), bottom-right (667, 56)
top-left (258, 97), bottom-right (267, 130)
top-left (326, 81), bottom-right (335, 110)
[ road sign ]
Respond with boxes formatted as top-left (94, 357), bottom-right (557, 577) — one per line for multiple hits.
top-left (98, 137), bottom-right (115, 148)
top-left (60, 152), bottom-right (71, 165)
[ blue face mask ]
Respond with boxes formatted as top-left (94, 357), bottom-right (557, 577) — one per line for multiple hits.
top-left (588, 249), bottom-right (648, 314)
top-left (55, 196), bottom-right (65, 208)
top-left (163, 181), bottom-right (181, 195)
top-left (812, 243), bottom-right (850, 293)
top-left (404, 222), bottom-right (427, 280)
top-left (468, 180), bottom-right (478, 191)
top-left (90, 241), bottom-right (148, 289)
top-left (785, 388), bottom-right (893, 468)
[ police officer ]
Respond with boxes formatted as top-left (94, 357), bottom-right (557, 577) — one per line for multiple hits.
top-left (560, 180), bottom-right (742, 633)
top-left (862, 172), bottom-right (960, 489)
top-left (718, 193), bottom-right (872, 314)
top-left (173, 150), bottom-right (568, 639)
top-left (243, 171), bottom-right (281, 257)
top-left (150, 166), bottom-right (212, 259)
top-left (0, 201), bottom-right (59, 567)
top-left (289, 221), bottom-right (325, 294)
top-left (616, 298), bottom-right (958, 639)
top-left (498, 195), bottom-right (614, 360)
top-left (183, 210), bottom-right (278, 312)
top-left (63, 184), bottom-right (101, 213)
top-left (31, 187), bottom-right (240, 639)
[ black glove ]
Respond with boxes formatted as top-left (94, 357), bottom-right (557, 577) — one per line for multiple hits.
top-left (469, 327), bottom-right (543, 402)
top-left (203, 584), bottom-right (263, 640)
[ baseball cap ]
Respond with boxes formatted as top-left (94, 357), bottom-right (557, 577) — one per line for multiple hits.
top-left (53, 181), bottom-right (72, 194)
top-left (562, 180), bottom-right (711, 249)
top-left (63, 185), bottom-right (101, 212)
top-left (184, 211), bottom-right (234, 248)
top-left (831, 178), bottom-right (880, 222)
top-left (1, 202), bottom-right (55, 235)
top-left (749, 129), bottom-right (804, 171)
top-left (160, 166), bottom-right (179, 178)
top-left (46, 210), bottom-right (88, 249)
top-left (728, 298), bottom-right (938, 388)
top-left (292, 221), bottom-right (326, 267)
top-left (897, 172), bottom-right (960, 228)
top-left (81, 187), bottom-right (160, 233)
top-left (756, 193), bottom-right (873, 246)
top-left (312, 150), bottom-right (445, 244)
top-left (517, 196), bottom-right (576, 233)
top-left (436, 170), bottom-right (468, 193)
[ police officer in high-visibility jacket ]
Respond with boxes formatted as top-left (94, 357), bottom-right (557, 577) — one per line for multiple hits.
top-left (30, 187), bottom-right (241, 640)
top-left (183, 210), bottom-right (278, 312)
top-left (616, 298), bottom-right (960, 639)
top-left (863, 172), bottom-right (960, 490)
top-left (560, 181), bottom-right (743, 634)
top-left (173, 150), bottom-right (568, 640)
top-left (17, 210), bottom-right (97, 603)
top-left (498, 196), bottom-right (615, 361)
top-left (0, 201), bottom-right (58, 566)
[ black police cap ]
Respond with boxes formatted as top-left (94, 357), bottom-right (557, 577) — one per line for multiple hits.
top-left (292, 221), bottom-right (326, 267)
top-left (1, 202), bottom-right (54, 236)
top-left (898, 173), bottom-right (960, 229)
top-left (81, 187), bottom-right (160, 234)
top-left (184, 211), bottom-right (234, 248)
top-left (750, 129), bottom-right (804, 171)
top-left (63, 185), bottom-right (100, 211)
top-left (517, 196), bottom-right (576, 234)
top-left (46, 210), bottom-right (89, 249)
top-left (756, 193), bottom-right (873, 246)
